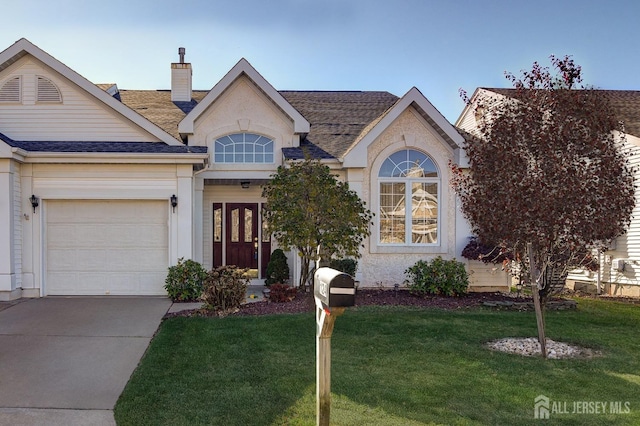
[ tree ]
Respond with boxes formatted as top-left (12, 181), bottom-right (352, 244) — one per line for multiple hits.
top-left (453, 56), bottom-right (635, 357)
top-left (262, 158), bottom-right (373, 289)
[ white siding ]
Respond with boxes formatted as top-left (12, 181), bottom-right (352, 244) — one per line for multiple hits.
top-left (597, 137), bottom-right (640, 287)
top-left (0, 56), bottom-right (160, 142)
top-left (12, 162), bottom-right (21, 289)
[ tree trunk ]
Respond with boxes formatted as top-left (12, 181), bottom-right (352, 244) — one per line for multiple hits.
top-left (527, 243), bottom-right (547, 359)
top-left (299, 254), bottom-right (311, 291)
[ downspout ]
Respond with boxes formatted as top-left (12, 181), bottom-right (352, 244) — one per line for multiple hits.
top-left (597, 250), bottom-right (602, 294)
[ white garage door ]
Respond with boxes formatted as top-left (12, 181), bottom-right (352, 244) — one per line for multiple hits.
top-left (46, 200), bottom-right (169, 295)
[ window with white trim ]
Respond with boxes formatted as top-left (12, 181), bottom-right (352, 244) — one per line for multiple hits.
top-left (214, 133), bottom-right (274, 163)
top-left (378, 149), bottom-right (438, 244)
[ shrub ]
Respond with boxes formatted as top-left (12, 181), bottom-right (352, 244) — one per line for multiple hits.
top-left (265, 249), bottom-right (290, 286)
top-left (201, 266), bottom-right (250, 312)
top-left (329, 258), bottom-right (358, 277)
top-left (164, 258), bottom-right (208, 302)
top-left (404, 256), bottom-right (469, 297)
top-left (268, 283), bottom-right (297, 303)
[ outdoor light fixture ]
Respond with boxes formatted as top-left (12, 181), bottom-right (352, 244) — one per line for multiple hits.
top-left (240, 181), bottom-right (250, 189)
top-left (170, 194), bottom-right (178, 212)
top-left (29, 194), bottom-right (39, 213)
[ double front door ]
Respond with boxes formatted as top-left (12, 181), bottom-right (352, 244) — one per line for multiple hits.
top-left (213, 203), bottom-right (270, 277)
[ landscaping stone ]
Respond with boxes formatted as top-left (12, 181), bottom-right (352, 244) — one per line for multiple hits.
top-left (486, 337), bottom-right (601, 359)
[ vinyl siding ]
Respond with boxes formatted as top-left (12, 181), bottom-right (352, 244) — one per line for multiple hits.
top-left (0, 56), bottom-right (160, 142)
top-left (12, 162), bottom-right (21, 289)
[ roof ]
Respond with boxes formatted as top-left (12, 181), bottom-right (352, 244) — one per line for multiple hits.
top-left (280, 91), bottom-right (400, 159)
top-left (1, 39), bottom-right (448, 160)
top-left (482, 88), bottom-right (640, 139)
top-left (117, 89), bottom-right (400, 160)
top-left (0, 132), bottom-right (207, 154)
top-left (118, 90), bottom-right (208, 140)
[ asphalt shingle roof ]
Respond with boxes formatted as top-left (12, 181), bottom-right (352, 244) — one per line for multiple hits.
top-left (117, 89), bottom-right (399, 160)
top-left (280, 91), bottom-right (399, 159)
top-left (118, 89), bottom-right (208, 140)
top-left (484, 88), bottom-right (640, 139)
top-left (0, 132), bottom-right (206, 154)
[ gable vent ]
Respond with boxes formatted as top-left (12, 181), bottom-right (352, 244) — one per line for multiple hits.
top-left (37, 76), bottom-right (62, 102)
top-left (0, 76), bottom-right (21, 102)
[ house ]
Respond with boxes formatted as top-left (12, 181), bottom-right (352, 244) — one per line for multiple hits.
top-left (456, 88), bottom-right (640, 298)
top-left (0, 38), bottom-right (473, 300)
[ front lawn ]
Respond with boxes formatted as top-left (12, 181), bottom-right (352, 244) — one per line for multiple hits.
top-left (115, 298), bottom-right (640, 425)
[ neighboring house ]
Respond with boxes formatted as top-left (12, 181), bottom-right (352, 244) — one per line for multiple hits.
top-left (457, 88), bottom-right (640, 297)
top-left (0, 38), bottom-right (472, 300)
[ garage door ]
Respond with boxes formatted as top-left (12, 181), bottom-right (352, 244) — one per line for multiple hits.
top-left (46, 200), bottom-right (169, 295)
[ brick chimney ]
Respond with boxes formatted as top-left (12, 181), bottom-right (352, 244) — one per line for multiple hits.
top-left (171, 47), bottom-right (192, 102)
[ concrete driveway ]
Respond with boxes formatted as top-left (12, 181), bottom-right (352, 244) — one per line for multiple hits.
top-left (0, 297), bottom-right (171, 425)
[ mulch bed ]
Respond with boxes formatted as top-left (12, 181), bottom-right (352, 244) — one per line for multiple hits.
top-left (164, 289), bottom-right (526, 319)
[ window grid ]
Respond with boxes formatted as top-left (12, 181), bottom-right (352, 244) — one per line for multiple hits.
top-left (214, 133), bottom-right (274, 163)
top-left (379, 149), bottom-right (439, 245)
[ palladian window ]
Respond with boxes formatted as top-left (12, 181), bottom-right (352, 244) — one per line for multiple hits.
top-left (379, 149), bottom-right (438, 244)
top-left (214, 133), bottom-right (274, 163)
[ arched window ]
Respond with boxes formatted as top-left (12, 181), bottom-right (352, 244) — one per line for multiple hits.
top-left (214, 133), bottom-right (274, 163)
top-left (378, 149), bottom-right (438, 244)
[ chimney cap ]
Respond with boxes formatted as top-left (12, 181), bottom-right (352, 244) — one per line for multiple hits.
top-left (178, 47), bottom-right (186, 64)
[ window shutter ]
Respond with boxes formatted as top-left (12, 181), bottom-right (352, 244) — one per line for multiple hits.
top-left (0, 76), bottom-right (21, 102)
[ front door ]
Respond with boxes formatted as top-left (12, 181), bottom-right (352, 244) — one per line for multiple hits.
top-left (226, 203), bottom-right (259, 272)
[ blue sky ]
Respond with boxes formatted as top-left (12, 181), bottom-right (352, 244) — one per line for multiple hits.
top-left (2, 0), bottom-right (638, 122)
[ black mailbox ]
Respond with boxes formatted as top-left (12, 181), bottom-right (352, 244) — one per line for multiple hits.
top-left (314, 267), bottom-right (356, 309)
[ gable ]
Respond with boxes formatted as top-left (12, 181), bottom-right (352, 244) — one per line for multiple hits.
top-left (343, 87), bottom-right (466, 168)
top-left (187, 75), bottom-right (298, 150)
top-left (179, 58), bottom-right (309, 136)
top-left (0, 55), bottom-right (163, 143)
top-left (0, 38), bottom-right (180, 146)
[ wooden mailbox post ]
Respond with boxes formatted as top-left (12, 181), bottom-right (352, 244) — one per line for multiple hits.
top-left (314, 267), bottom-right (356, 426)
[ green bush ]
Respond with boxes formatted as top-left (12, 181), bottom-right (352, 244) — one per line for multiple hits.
top-left (164, 258), bottom-right (208, 302)
top-left (268, 283), bottom-right (297, 303)
top-left (404, 256), bottom-right (469, 297)
top-left (201, 266), bottom-right (250, 312)
top-left (265, 249), bottom-right (290, 286)
top-left (329, 258), bottom-right (358, 277)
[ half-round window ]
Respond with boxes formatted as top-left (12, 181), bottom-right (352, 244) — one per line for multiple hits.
top-left (378, 149), bottom-right (439, 244)
top-left (214, 133), bottom-right (274, 163)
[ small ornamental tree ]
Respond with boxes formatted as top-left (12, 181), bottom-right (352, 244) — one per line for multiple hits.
top-left (454, 56), bottom-right (635, 357)
top-left (262, 158), bottom-right (373, 290)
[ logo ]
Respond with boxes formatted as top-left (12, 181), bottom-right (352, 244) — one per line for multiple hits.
top-left (535, 395), bottom-right (550, 419)
top-left (534, 395), bottom-right (631, 419)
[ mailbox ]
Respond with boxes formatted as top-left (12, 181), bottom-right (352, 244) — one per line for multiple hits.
top-left (314, 267), bottom-right (356, 309)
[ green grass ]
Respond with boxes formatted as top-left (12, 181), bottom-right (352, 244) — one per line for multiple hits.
top-left (115, 298), bottom-right (640, 425)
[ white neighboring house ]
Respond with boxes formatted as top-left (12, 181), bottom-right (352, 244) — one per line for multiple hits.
top-left (0, 38), bottom-right (473, 300)
top-left (457, 88), bottom-right (640, 298)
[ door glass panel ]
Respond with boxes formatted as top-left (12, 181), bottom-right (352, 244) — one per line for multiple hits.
top-left (231, 208), bottom-right (239, 242)
top-left (262, 217), bottom-right (270, 242)
top-left (244, 208), bottom-right (253, 242)
top-left (213, 206), bottom-right (222, 242)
